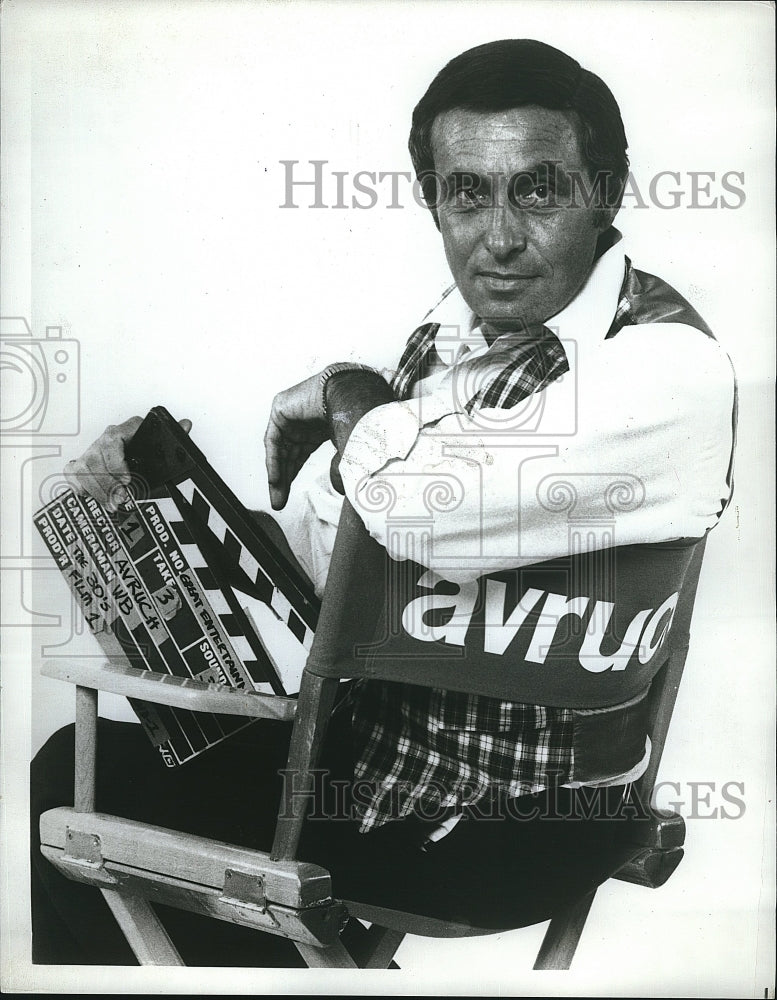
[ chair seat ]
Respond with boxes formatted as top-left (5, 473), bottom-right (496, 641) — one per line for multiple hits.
top-left (337, 840), bottom-right (648, 936)
top-left (295, 783), bottom-right (665, 932)
top-left (40, 800), bottom-right (652, 946)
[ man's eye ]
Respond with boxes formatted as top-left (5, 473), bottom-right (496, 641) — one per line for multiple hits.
top-left (511, 182), bottom-right (554, 208)
top-left (452, 187), bottom-right (490, 207)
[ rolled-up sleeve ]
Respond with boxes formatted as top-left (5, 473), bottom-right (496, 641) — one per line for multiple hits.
top-left (338, 323), bottom-right (736, 582)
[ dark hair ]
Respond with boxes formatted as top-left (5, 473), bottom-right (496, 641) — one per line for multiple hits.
top-left (409, 39), bottom-right (629, 225)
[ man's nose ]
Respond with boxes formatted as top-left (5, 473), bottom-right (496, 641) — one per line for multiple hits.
top-left (483, 204), bottom-right (528, 259)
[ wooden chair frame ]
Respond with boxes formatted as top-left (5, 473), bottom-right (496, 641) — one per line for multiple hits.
top-left (38, 507), bottom-right (707, 971)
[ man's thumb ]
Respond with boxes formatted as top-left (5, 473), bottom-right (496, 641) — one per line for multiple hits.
top-left (178, 418), bottom-right (192, 435)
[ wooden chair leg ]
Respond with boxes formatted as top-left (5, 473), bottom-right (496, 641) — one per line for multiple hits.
top-left (100, 889), bottom-right (184, 966)
top-left (74, 686), bottom-right (98, 812)
top-left (533, 888), bottom-right (597, 971)
top-left (362, 926), bottom-right (405, 969)
top-left (294, 939), bottom-right (359, 968)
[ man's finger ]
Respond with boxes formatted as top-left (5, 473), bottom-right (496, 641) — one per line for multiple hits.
top-left (268, 452), bottom-right (289, 510)
top-left (264, 410), bottom-right (287, 478)
top-left (265, 420), bottom-right (288, 510)
top-left (269, 484), bottom-right (288, 511)
top-left (82, 448), bottom-right (120, 504)
top-left (65, 457), bottom-right (113, 506)
top-left (116, 415), bottom-right (144, 441)
top-left (98, 426), bottom-right (133, 481)
top-left (288, 444), bottom-right (309, 485)
top-left (63, 459), bottom-right (87, 496)
top-left (61, 415), bottom-right (143, 508)
top-left (264, 425), bottom-right (283, 485)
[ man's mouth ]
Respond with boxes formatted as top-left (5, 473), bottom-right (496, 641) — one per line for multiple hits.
top-left (477, 271), bottom-right (538, 288)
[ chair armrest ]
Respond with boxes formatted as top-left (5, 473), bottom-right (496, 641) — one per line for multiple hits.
top-left (624, 808), bottom-right (685, 850)
top-left (40, 807), bottom-right (347, 947)
top-left (612, 847), bottom-right (684, 888)
top-left (40, 807), bottom-right (329, 908)
top-left (41, 659), bottom-right (297, 722)
top-left (612, 808), bottom-right (686, 889)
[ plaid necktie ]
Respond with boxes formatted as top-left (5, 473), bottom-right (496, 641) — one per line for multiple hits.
top-left (391, 319), bottom-right (569, 413)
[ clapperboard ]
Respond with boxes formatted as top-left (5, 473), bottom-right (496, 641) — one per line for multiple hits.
top-left (34, 406), bottom-right (320, 767)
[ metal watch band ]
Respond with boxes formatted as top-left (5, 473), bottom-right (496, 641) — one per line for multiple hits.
top-left (319, 363), bottom-right (376, 422)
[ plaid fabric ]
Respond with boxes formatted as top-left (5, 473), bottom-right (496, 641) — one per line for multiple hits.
top-left (352, 305), bottom-right (609, 835)
top-left (390, 322), bottom-right (442, 400)
top-left (463, 329), bottom-right (568, 412)
top-left (346, 253), bottom-right (726, 832)
top-left (350, 258), bottom-right (640, 833)
top-left (390, 318), bottom-right (570, 413)
top-left (350, 683), bottom-right (574, 831)
top-left (604, 257), bottom-right (714, 340)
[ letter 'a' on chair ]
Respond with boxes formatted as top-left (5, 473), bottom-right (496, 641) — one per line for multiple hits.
top-left (38, 498), bottom-right (708, 971)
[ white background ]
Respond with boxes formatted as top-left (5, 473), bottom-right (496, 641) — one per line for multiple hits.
top-left (1, 0), bottom-right (774, 995)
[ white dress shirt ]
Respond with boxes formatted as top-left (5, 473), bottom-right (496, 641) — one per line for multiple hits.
top-left (282, 239), bottom-right (735, 594)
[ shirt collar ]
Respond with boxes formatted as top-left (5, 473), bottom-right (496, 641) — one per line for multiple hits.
top-left (423, 228), bottom-right (627, 363)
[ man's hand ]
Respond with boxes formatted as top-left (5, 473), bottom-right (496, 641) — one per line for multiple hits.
top-left (264, 367), bottom-right (395, 510)
top-left (64, 415), bottom-right (192, 511)
top-left (264, 373), bottom-right (329, 510)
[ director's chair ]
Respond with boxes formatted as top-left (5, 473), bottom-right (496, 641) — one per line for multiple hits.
top-left (38, 497), bottom-right (707, 971)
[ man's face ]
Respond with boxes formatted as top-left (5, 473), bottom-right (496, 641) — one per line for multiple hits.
top-left (431, 105), bottom-right (611, 337)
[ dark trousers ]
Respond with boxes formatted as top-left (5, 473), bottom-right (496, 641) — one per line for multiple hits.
top-left (30, 703), bottom-right (641, 967)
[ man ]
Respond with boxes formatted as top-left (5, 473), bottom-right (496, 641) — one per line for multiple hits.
top-left (31, 39), bottom-right (735, 964)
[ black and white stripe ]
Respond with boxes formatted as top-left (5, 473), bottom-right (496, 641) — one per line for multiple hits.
top-left (174, 480), bottom-right (315, 654)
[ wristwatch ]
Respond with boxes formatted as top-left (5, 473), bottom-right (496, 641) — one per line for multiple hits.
top-left (319, 363), bottom-right (377, 422)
